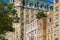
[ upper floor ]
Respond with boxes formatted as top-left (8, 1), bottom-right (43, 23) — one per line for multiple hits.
top-left (25, 0), bottom-right (59, 11)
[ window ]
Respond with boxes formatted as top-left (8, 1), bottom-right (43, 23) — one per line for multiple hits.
top-left (55, 0), bottom-right (58, 3)
top-left (37, 2), bottom-right (39, 8)
top-left (40, 4), bottom-right (43, 8)
top-left (55, 22), bottom-right (59, 27)
top-left (48, 18), bottom-right (52, 22)
top-left (55, 38), bottom-right (58, 40)
top-left (26, 15), bottom-right (29, 18)
top-left (55, 14), bottom-right (58, 19)
top-left (26, 9), bottom-right (29, 15)
top-left (43, 29), bottom-right (46, 35)
top-left (48, 28), bottom-right (50, 32)
top-left (55, 6), bottom-right (58, 11)
top-left (54, 30), bottom-right (58, 36)
top-left (26, 20), bottom-right (29, 24)
top-left (29, 3), bottom-right (33, 6)
top-left (50, 6), bottom-right (53, 11)
top-left (48, 27), bottom-right (52, 33)
top-left (31, 9), bottom-right (34, 14)
top-left (34, 3), bottom-right (36, 7)
top-left (34, 30), bottom-right (36, 34)
top-left (31, 15), bottom-right (34, 19)
top-left (34, 36), bottom-right (36, 40)
top-left (26, 26), bottom-right (29, 31)
top-left (38, 23), bottom-right (42, 28)
top-left (40, 23), bottom-right (42, 27)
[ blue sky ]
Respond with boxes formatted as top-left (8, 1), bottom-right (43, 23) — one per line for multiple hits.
top-left (4, 0), bottom-right (10, 2)
top-left (40, 0), bottom-right (54, 2)
top-left (45, 0), bottom-right (54, 2)
top-left (4, 0), bottom-right (54, 3)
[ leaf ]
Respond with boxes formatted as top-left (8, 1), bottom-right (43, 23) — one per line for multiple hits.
top-left (36, 12), bottom-right (47, 19)
top-left (0, 2), bottom-right (19, 34)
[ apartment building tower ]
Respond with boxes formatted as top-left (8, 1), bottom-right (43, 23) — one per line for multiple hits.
top-left (25, 0), bottom-right (60, 40)
top-left (14, 0), bottom-right (60, 40)
top-left (14, 0), bottom-right (38, 40)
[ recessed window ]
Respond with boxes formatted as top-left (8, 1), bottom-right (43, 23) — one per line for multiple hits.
top-left (34, 36), bottom-right (36, 40)
top-left (31, 15), bottom-right (34, 18)
top-left (29, 3), bottom-right (33, 6)
top-left (31, 15), bottom-right (34, 20)
top-left (38, 23), bottom-right (42, 27)
top-left (31, 9), bottom-right (34, 14)
top-left (26, 20), bottom-right (29, 24)
top-left (54, 30), bottom-right (58, 36)
top-left (40, 4), bottom-right (43, 8)
top-left (55, 38), bottom-right (58, 40)
top-left (50, 6), bottom-right (53, 11)
top-left (34, 30), bottom-right (36, 34)
top-left (26, 15), bottom-right (29, 18)
top-left (40, 23), bottom-right (42, 27)
top-left (55, 0), bottom-right (58, 3)
top-left (48, 27), bottom-right (52, 33)
top-left (48, 29), bottom-right (50, 32)
top-left (55, 14), bottom-right (58, 19)
top-left (48, 18), bottom-right (52, 22)
top-left (55, 22), bottom-right (59, 27)
top-left (55, 6), bottom-right (58, 11)
top-left (26, 9), bottom-right (29, 15)
top-left (34, 4), bottom-right (36, 7)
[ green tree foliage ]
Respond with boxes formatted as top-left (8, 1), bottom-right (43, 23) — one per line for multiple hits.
top-left (0, 2), bottom-right (19, 40)
top-left (36, 12), bottom-right (47, 19)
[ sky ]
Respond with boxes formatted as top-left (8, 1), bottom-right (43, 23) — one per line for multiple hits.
top-left (4, 0), bottom-right (54, 2)
top-left (4, 0), bottom-right (10, 2)
top-left (40, 0), bottom-right (54, 2)
top-left (45, 0), bottom-right (54, 2)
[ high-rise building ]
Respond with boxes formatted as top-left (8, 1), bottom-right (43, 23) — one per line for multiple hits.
top-left (37, 0), bottom-right (60, 40)
top-left (25, 0), bottom-right (60, 40)
top-left (14, 0), bottom-right (25, 40)
top-left (14, 0), bottom-right (38, 40)
top-left (14, 0), bottom-right (60, 40)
